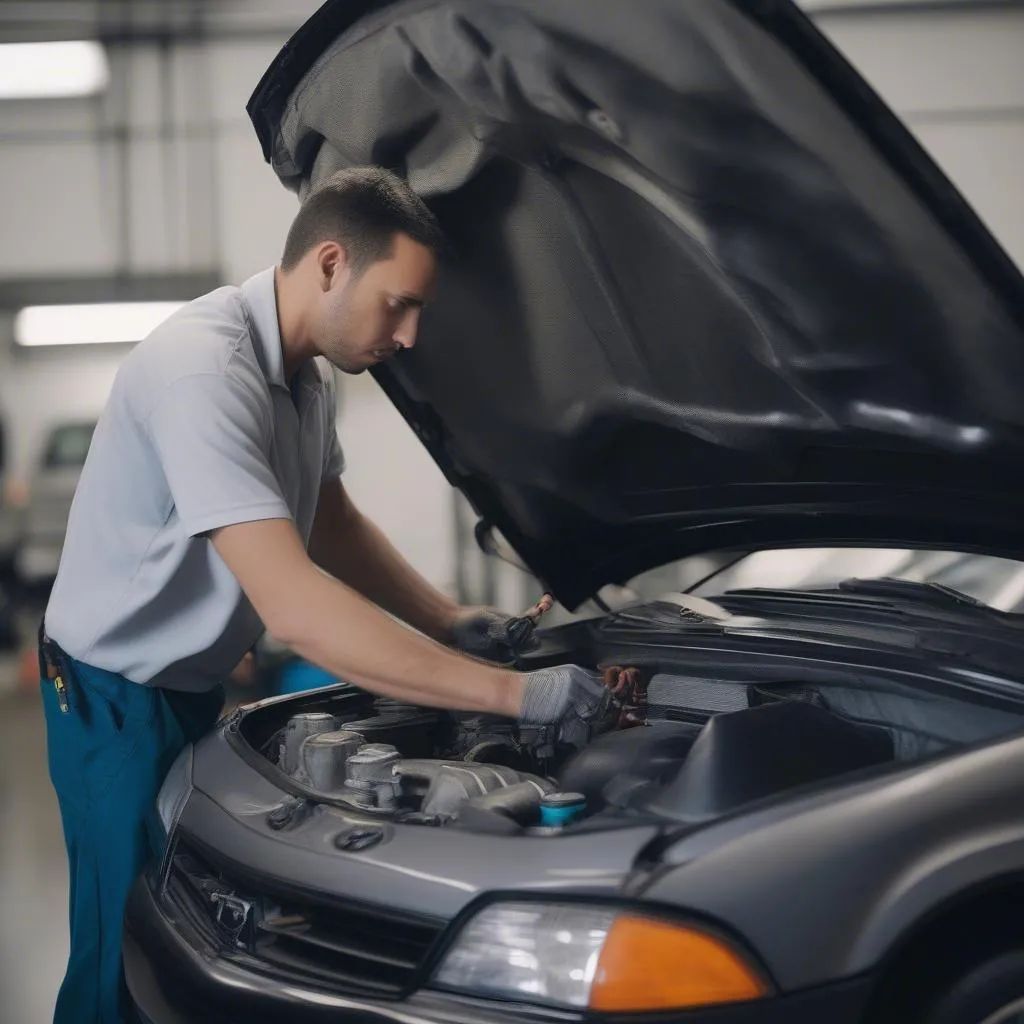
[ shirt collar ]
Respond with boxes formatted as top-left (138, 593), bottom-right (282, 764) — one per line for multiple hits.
top-left (241, 266), bottom-right (288, 391)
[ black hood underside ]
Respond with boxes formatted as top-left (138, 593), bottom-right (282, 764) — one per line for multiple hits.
top-left (249, 0), bottom-right (1024, 606)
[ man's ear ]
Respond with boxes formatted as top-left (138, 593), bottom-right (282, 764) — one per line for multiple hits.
top-left (314, 241), bottom-right (351, 291)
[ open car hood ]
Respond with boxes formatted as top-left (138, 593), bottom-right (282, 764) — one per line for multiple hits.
top-left (248, 0), bottom-right (1024, 607)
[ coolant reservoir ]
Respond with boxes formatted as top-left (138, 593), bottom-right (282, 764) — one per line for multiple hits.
top-left (344, 743), bottom-right (402, 809)
top-left (539, 791), bottom-right (587, 827)
top-left (300, 730), bottom-right (364, 792)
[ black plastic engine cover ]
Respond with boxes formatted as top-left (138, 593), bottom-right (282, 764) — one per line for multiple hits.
top-left (557, 722), bottom-right (704, 809)
top-left (645, 700), bottom-right (894, 823)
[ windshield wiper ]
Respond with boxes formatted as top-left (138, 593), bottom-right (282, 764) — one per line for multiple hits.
top-left (836, 577), bottom-right (991, 610)
top-left (724, 577), bottom-right (997, 617)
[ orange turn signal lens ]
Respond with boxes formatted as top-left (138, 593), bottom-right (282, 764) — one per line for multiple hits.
top-left (589, 915), bottom-right (769, 1013)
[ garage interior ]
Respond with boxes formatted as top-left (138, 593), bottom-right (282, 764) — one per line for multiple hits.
top-left (1, 1), bottom-right (1023, 1021)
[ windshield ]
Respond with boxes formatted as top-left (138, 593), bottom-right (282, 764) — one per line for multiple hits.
top-left (42, 422), bottom-right (96, 469)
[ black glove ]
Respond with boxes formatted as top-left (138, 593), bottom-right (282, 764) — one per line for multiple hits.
top-left (450, 598), bottom-right (550, 661)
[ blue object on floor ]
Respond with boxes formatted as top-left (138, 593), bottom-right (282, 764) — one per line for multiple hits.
top-left (275, 657), bottom-right (338, 694)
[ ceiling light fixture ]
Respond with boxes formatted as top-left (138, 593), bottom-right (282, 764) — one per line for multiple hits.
top-left (14, 302), bottom-right (186, 347)
top-left (0, 41), bottom-right (109, 100)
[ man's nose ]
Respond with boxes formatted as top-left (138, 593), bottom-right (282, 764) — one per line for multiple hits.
top-left (393, 308), bottom-right (420, 350)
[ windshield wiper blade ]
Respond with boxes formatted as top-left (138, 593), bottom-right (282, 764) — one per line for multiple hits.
top-left (837, 577), bottom-right (989, 610)
top-left (717, 580), bottom-right (1013, 633)
top-left (717, 588), bottom-right (885, 614)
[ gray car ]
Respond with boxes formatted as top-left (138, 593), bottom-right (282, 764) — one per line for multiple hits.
top-left (16, 419), bottom-right (96, 590)
top-left (124, 1), bottom-right (1024, 1023)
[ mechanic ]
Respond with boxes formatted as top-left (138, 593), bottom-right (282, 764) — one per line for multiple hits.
top-left (37, 166), bottom-right (607, 1024)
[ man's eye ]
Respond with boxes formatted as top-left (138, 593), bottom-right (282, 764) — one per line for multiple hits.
top-left (387, 297), bottom-right (405, 311)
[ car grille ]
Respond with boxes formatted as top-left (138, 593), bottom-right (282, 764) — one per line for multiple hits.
top-left (253, 899), bottom-right (442, 996)
top-left (162, 837), bottom-right (445, 998)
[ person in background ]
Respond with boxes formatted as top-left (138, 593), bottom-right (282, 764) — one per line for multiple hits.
top-left (37, 166), bottom-right (606, 1024)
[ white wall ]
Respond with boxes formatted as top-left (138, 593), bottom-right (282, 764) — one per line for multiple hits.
top-left (816, 7), bottom-right (1024, 265)
top-left (0, 34), bottom-right (303, 478)
top-left (337, 372), bottom-right (457, 597)
top-left (0, 2), bottom-right (1022, 596)
top-left (0, 19), bottom-right (457, 587)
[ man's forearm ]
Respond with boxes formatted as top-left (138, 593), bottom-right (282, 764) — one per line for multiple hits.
top-left (277, 566), bottom-right (524, 716)
top-left (313, 506), bottom-right (460, 643)
top-left (213, 517), bottom-right (523, 716)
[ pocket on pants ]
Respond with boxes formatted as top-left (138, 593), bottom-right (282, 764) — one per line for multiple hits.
top-left (83, 671), bottom-right (150, 739)
top-left (40, 675), bottom-right (92, 818)
top-left (40, 666), bottom-right (156, 816)
top-left (82, 681), bottom-right (155, 807)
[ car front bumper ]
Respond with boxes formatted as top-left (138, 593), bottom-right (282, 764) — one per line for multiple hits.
top-left (124, 874), bottom-right (876, 1024)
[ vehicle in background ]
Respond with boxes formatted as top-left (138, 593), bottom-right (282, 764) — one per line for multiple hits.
top-left (0, 411), bottom-right (19, 650)
top-left (14, 419), bottom-right (96, 597)
top-left (0, 411), bottom-right (17, 582)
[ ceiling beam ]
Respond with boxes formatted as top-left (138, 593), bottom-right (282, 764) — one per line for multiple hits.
top-left (0, 271), bottom-right (222, 312)
top-left (802, 0), bottom-right (1024, 15)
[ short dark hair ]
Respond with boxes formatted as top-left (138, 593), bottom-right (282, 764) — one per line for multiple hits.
top-left (280, 166), bottom-right (444, 274)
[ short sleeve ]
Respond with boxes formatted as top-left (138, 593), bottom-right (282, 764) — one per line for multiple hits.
top-left (147, 372), bottom-right (292, 538)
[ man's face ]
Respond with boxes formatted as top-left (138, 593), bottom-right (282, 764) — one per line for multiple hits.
top-left (316, 232), bottom-right (437, 374)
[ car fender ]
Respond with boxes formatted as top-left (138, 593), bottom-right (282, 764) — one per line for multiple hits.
top-left (643, 728), bottom-right (1024, 991)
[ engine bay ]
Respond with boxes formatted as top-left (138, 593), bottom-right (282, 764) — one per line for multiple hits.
top-left (237, 662), bottom-right (910, 837)
top-left (246, 689), bottom-right (600, 835)
top-left (229, 593), bottom-right (1024, 837)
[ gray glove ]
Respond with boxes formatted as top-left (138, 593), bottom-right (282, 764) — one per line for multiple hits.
top-left (520, 665), bottom-right (609, 747)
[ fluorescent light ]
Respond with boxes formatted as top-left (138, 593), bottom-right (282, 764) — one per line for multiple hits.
top-left (0, 41), bottom-right (109, 100)
top-left (14, 302), bottom-right (186, 347)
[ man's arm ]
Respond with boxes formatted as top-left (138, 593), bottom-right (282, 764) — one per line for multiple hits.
top-left (307, 478), bottom-right (461, 644)
top-left (211, 516), bottom-right (523, 714)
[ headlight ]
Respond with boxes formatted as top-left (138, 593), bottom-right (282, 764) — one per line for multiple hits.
top-left (432, 902), bottom-right (769, 1013)
top-left (154, 743), bottom-right (194, 842)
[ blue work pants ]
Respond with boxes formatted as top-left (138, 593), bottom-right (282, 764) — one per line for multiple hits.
top-left (39, 652), bottom-right (223, 1023)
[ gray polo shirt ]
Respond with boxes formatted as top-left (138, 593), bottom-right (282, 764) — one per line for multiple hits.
top-left (44, 267), bottom-right (345, 692)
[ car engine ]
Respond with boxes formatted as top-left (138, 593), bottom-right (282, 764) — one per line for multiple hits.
top-left (261, 696), bottom-right (591, 834)
top-left (236, 598), bottom-right (1024, 836)
top-left (248, 664), bottom-right (888, 835)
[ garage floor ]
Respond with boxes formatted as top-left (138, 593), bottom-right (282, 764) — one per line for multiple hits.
top-left (0, 658), bottom-right (69, 1024)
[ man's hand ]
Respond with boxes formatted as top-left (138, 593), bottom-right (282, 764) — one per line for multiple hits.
top-left (519, 664), bottom-right (611, 747)
top-left (450, 594), bottom-right (553, 661)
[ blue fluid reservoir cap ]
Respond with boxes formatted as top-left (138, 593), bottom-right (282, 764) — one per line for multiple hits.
top-left (539, 791), bottom-right (586, 827)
